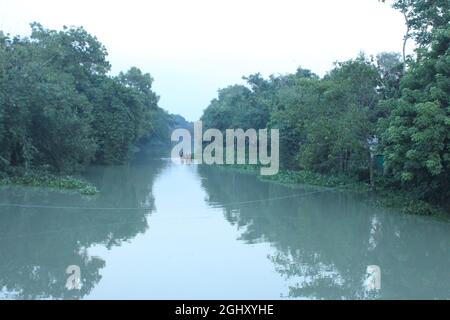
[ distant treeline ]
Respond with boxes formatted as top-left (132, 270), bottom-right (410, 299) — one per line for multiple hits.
top-left (0, 23), bottom-right (182, 175)
top-left (201, 0), bottom-right (449, 206)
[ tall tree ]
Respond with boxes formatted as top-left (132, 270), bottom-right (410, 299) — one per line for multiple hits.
top-left (378, 0), bottom-right (450, 202)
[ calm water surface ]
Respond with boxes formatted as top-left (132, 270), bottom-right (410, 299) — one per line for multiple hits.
top-left (0, 153), bottom-right (449, 299)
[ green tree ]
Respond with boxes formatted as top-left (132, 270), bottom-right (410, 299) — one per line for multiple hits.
top-left (0, 23), bottom-right (168, 175)
top-left (378, 25), bottom-right (450, 203)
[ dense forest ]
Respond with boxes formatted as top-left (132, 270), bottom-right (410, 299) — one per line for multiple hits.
top-left (201, 0), bottom-right (449, 211)
top-left (0, 0), bottom-right (448, 212)
top-left (0, 23), bottom-right (183, 178)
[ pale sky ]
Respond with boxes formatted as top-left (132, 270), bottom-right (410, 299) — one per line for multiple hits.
top-left (0, 0), bottom-right (411, 121)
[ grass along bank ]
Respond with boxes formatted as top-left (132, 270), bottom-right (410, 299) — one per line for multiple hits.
top-left (0, 172), bottom-right (99, 196)
top-left (216, 164), bottom-right (448, 217)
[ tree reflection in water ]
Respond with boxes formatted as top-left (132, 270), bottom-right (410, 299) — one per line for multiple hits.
top-left (0, 158), bottom-right (448, 300)
top-left (0, 155), bottom-right (166, 299)
top-left (198, 166), bottom-right (450, 299)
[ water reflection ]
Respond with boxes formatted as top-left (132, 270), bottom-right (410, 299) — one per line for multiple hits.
top-left (0, 157), bottom-right (448, 299)
top-left (0, 156), bottom-right (166, 299)
top-left (198, 166), bottom-right (450, 299)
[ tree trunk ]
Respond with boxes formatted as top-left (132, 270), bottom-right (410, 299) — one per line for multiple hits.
top-left (402, 12), bottom-right (410, 73)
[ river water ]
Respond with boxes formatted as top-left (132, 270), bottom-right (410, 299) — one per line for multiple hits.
top-left (0, 152), bottom-right (449, 299)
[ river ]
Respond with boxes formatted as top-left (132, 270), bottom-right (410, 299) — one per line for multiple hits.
top-left (0, 152), bottom-right (449, 299)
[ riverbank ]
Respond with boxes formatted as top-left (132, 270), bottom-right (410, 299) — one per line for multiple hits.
top-left (0, 172), bottom-right (99, 196)
top-left (216, 164), bottom-right (448, 217)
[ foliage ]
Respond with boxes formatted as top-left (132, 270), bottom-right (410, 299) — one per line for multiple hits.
top-left (378, 1), bottom-right (450, 203)
top-left (203, 55), bottom-right (384, 177)
top-left (201, 1), bottom-right (450, 212)
top-left (0, 23), bottom-right (170, 177)
top-left (0, 172), bottom-right (99, 195)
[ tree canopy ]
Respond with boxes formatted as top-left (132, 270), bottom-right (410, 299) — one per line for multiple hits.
top-left (0, 23), bottom-right (173, 175)
top-left (201, 0), bottom-right (449, 206)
